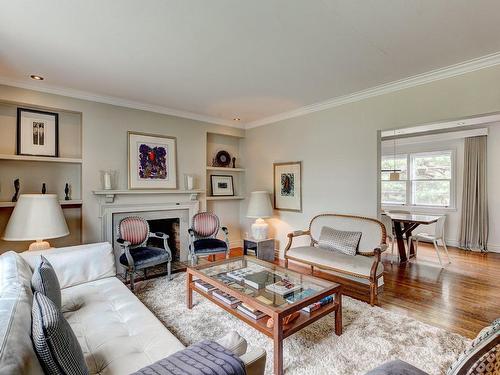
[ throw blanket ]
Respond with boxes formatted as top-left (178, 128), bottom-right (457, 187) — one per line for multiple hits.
top-left (131, 340), bottom-right (246, 375)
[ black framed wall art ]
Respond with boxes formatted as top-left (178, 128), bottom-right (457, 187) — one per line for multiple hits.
top-left (17, 108), bottom-right (59, 157)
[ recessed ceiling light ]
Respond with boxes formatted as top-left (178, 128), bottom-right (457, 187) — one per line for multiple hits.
top-left (233, 117), bottom-right (241, 121)
top-left (30, 74), bottom-right (44, 81)
top-left (457, 121), bottom-right (466, 125)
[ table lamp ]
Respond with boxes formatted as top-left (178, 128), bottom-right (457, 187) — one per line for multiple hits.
top-left (246, 191), bottom-right (273, 240)
top-left (3, 194), bottom-right (69, 251)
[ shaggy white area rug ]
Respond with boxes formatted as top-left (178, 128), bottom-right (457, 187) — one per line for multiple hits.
top-left (136, 274), bottom-right (469, 375)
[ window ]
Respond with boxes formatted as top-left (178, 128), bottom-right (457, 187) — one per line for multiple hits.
top-left (381, 150), bottom-right (453, 207)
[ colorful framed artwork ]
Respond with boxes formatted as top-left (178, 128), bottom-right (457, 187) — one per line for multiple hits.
top-left (211, 175), bottom-right (234, 196)
top-left (17, 108), bottom-right (59, 157)
top-left (273, 161), bottom-right (302, 212)
top-left (128, 131), bottom-right (177, 189)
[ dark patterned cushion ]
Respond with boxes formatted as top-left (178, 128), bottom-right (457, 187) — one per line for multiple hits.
top-left (193, 238), bottom-right (227, 254)
top-left (447, 318), bottom-right (499, 375)
top-left (31, 292), bottom-right (88, 375)
top-left (119, 247), bottom-right (170, 267)
top-left (32, 256), bottom-right (61, 309)
top-left (318, 226), bottom-right (362, 256)
top-left (365, 359), bottom-right (428, 375)
top-left (132, 339), bottom-right (246, 375)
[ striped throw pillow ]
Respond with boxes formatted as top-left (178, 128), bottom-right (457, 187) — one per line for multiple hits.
top-left (31, 292), bottom-right (88, 375)
top-left (32, 256), bottom-right (61, 309)
top-left (318, 226), bottom-right (362, 256)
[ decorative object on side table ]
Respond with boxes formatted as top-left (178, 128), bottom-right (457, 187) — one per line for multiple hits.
top-left (41, 183), bottom-right (46, 194)
top-left (273, 161), bottom-right (302, 212)
top-left (243, 238), bottom-right (275, 261)
top-left (17, 108), bottom-right (59, 157)
top-left (210, 175), bottom-right (234, 196)
top-left (128, 132), bottom-right (177, 189)
top-left (3, 194), bottom-right (69, 251)
top-left (232, 157), bottom-right (236, 168)
top-left (64, 183), bottom-right (70, 200)
top-left (246, 191), bottom-right (273, 240)
top-left (11, 178), bottom-right (20, 202)
top-left (212, 150), bottom-right (231, 167)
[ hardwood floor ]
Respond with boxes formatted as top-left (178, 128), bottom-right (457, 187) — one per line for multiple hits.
top-left (270, 243), bottom-right (500, 339)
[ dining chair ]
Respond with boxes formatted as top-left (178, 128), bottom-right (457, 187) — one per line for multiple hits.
top-left (117, 216), bottom-right (172, 291)
top-left (407, 215), bottom-right (451, 267)
top-left (188, 212), bottom-right (230, 265)
top-left (380, 214), bottom-right (398, 264)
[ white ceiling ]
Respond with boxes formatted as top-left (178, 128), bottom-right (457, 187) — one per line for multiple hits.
top-left (2, 1), bottom-right (500, 127)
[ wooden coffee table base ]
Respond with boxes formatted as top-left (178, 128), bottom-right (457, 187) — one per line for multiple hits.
top-left (186, 269), bottom-right (343, 375)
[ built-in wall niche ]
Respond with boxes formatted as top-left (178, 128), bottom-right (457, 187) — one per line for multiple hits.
top-left (206, 132), bottom-right (245, 201)
top-left (0, 100), bottom-right (83, 254)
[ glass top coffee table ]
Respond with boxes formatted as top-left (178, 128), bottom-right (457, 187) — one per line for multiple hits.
top-left (186, 256), bottom-right (342, 375)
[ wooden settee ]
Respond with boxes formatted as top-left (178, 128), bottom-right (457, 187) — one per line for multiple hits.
top-left (284, 214), bottom-right (387, 305)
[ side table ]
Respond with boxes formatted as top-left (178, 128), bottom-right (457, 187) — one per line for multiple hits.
top-left (243, 238), bottom-right (275, 261)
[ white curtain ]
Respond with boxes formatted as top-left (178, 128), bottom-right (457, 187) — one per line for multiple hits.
top-left (459, 136), bottom-right (488, 251)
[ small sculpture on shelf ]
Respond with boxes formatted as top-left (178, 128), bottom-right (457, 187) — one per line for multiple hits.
top-left (64, 183), bottom-right (70, 201)
top-left (232, 157), bottom-right (236, 168)
top-left (41, 183), bottom-right (46, 194)
top-left (11, 179), bottom-right (20, 202)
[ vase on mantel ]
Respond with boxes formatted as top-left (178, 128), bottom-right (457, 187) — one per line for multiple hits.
top-left (100, 170), bottom-right (117, 190)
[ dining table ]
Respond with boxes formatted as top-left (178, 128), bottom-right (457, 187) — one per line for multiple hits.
top-left (385, 213), bottom-right (441, 263)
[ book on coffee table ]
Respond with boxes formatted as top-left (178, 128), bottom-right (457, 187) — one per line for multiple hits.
top-left (212, 290), bottom-right (241, 307)
top-left (265, 279), bottom-right (302, 296)
top-left (236, 303), bottom-right (267, 320)
top-left (194, 280), bottom-right (216, 293)
top-left (243, 271), bottom-right (282, 290)
top-left (302, 295), bottom-right (334, 313)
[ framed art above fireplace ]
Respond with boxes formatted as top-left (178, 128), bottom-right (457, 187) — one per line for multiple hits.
top-left (128, 131), bottom-right (178, 189)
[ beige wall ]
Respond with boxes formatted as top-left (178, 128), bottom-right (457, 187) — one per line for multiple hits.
top-left (243, 65), bottom-right (500, 255)
top-left (0, 84), bottom-right (244, 250)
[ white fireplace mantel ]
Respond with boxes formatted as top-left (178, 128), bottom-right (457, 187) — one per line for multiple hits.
top-left (93, 189), bottom-right (205, 203)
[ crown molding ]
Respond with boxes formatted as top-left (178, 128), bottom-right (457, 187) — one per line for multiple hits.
top-left (245, 51), bottom-right (500, 129)
top-left (0, 76), bottom-right (243, 128)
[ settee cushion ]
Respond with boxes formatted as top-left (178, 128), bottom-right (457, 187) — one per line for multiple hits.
top-left (32, 292), bottom-right (88, 375)
top-left (318, 226), bottom-right (362, 256)
top-left (286, 246), bottom-right (384, 281)
top-left (62, 276), bottom-right (185, 374)
top-left (32, 256), bottom-right (62, 309)
top-left (0, 251), bottom-right (44, 374)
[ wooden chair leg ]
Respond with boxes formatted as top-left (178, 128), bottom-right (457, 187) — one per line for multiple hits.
top-left (130, 270), bottom-right (135, 292)
top-left (167, 261), bottom-right (172, 280)
top-left (434, 240), bottom-right (444, 267)
top-left (369, 281), bottom-right (377, 306)
top-left (442, 239), bottom-right (451, 263)
top-left (284, 258), bottom-right (288, 268)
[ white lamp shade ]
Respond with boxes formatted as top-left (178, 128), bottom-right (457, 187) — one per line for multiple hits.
top-left (246, 191), bottom-right (273, 219)
top-left (3, 194), bottom-right (69, 241)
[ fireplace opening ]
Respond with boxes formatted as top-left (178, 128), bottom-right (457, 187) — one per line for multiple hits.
top-left (146, 218), bottom-right (181, 262)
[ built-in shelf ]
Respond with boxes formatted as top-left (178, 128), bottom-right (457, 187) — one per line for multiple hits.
top-left (206, 196), bottom-right (245, 201)
top-left (93, 189), bottom-right (205, 203)
top-left (0, 199), bottom-right (83, 208)
top-left (206, 166), bottom-right (246, 172)
top-left (0, 154), bottom-right (83, 164)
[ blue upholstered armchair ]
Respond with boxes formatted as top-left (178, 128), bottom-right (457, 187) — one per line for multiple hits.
top-left (117, 216), bottom-right (172, 291)
top-left (188, 212), bottom-right (230, 265)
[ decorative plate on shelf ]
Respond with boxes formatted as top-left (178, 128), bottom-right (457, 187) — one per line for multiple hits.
top-left (214, 150), bottom-right (231, 167)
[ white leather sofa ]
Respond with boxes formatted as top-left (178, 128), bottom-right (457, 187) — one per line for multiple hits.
top-left (284, 214), bottom-right (387, 306)
top-left (0, 242), bottom-right (266, 375)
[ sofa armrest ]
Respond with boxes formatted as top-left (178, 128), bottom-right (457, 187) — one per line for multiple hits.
top-left (240, 347), bottom-right (267, 375)
top-left (284, 229), bottom-right (311, 255)
top-left (20, 242), bottom-right (116, 289)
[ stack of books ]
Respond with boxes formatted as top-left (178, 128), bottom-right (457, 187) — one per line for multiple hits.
top-left (212, 290), bottom-right (241, 307)
top-left (302, 296), bottom-right (334, 313)
top-left (265, 279), bottom-right (302, 296)
top-left (243, 271), bottom-right (281, 290)
top-left (236, 303), bottom-right (267, 320)
top-left (194, 280), bottom-right (216, 293)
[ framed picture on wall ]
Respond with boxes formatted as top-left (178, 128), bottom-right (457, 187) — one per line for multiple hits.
top-left (17, 108), bottom-right (59, 157)
top-left (273, 161), bottom-right (302, 212)
top-left (128, 131), bottom-right (177, 189)
top-left (211, 175), bottom-right (234, 196)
